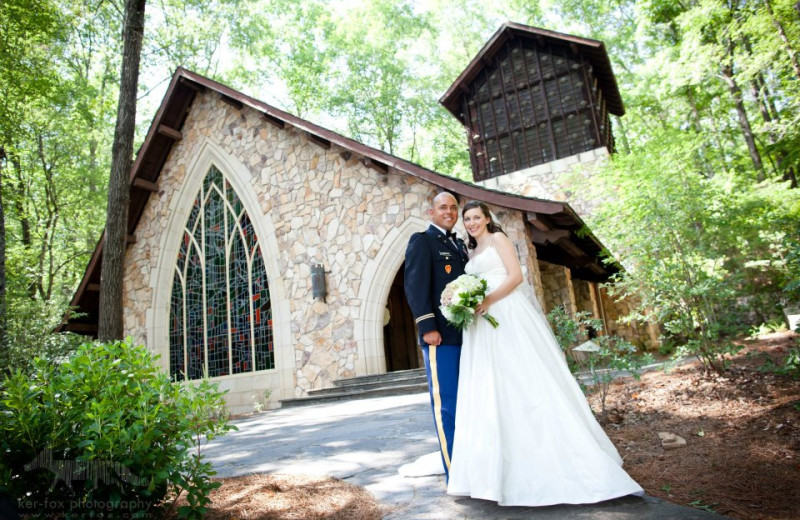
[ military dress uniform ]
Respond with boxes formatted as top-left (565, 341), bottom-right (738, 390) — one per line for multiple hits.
top-left (404, 224), bottom-right (468, 478)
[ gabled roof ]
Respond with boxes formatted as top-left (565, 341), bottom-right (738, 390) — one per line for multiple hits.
top-left (61, 68), bottom-right (619, 335)
top-left (440, 22), bottom-right (625, 123)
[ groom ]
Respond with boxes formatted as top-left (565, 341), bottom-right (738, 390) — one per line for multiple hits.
top-left (404, 191), bottom-right (468, 478)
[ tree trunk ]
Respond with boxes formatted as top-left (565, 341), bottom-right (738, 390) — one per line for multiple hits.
top-left (98, 0), bottom-right (146, 341)
top-left (613, 115), bottom-right (630, 155)
top-left (764, 0), bottom-right (800, 80)
top-left (0, 147), bottom-right (7, 361)
top-left (685, 88), bottom-right (715, 178)
top-left (749, 78), bottom-right (798, 187)
top-left (721, 63), bottom-right (766, 182)
top-left (8, 153), bottom-right (35, 298)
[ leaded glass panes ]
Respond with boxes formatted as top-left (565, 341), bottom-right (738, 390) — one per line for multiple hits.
top-left (465, 38), bottom-right (606, 181)
top-left (169, 165), bottom-right (274, 381)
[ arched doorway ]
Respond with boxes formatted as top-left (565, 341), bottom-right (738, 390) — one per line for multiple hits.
top-left (383, 262), bottom-right (421, 371)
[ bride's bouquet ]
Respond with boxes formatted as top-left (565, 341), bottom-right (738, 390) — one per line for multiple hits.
top-left (440, 274), bottom-right (500, 330)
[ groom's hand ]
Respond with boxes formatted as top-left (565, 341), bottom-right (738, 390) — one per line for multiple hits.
top-left (423, 330), bottom-right (442, 346)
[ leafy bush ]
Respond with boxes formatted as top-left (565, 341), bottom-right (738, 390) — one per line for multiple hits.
top-left (759, 345), bottom-right (800, 380)
top-left (580, 133), bottom-right (800, 374)
top-left (0, 339), bottom-right (235, 519)
top-left (547, 307), bottom-right (653, 423)
top-left (0, 299), bottom-right (84, 375)
top-left (546, 306), bottom-right (589, 373)
top-left (748, 319), bottom-right (789, 339)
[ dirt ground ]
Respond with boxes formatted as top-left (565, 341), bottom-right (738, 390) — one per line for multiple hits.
top-left (595, 331), bottom-right (800, 520)
top-left (170, 331), bottom-right (799, 520)
top-left (167, 473), bottom-right (384, 520)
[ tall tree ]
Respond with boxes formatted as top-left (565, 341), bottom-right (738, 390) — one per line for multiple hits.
top-left (0, 146), bottom-right (6, 356)
top-left (0, 0), bottom-right (64, 363)
top-left (98, 0), bottom-right (147, 341)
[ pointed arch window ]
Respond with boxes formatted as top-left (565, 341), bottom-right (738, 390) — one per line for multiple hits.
top-left (169, 165), bottom-right (274, 381)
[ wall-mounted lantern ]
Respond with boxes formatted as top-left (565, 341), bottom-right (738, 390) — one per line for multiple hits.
top-left (311, 264), bottom-right (327, 302)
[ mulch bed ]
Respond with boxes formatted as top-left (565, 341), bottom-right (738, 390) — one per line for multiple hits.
top-left (166, 474), bottom-right (383, 520)
top-left (595, 331), bottom-right (800, 520)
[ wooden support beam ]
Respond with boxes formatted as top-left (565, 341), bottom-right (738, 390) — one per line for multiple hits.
top-left (527, 212), bottom-right (554, 231)
top-left (556, 237), bottom-right (586, 257)
top-left (361, 157), bottom-right (389, 174)
top-left (88, 283), bottom-right (101, 292)
top-left (220, 93), bottom-right (243, 110)
top-left (132, 178), bottom-right (158, 192)
top-left (587, 263), bottom-right (606, 275)
top-left (261, 112), bottom-right (285, 129)
top-left (157, 124), bottom-right (183, 141)
top-left (306, 132), bottom-right (331, 149)
top-left (179, 77), bottom-right (204, 92)
top-left (531, 228), bottom-right (570, 245)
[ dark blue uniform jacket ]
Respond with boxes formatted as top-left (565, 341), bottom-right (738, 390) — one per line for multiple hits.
top-left (404, 225), bottom-right (469, 346)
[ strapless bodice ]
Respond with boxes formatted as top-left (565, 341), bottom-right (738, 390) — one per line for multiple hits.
top-left (465, 246), bottom-right (507, 291)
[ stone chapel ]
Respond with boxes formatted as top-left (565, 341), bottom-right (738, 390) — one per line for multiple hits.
top-left (64, 23), bottom-right (658, 413)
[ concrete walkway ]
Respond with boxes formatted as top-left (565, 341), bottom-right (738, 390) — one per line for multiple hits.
top-left (204, 392), bottom-right (728, 519)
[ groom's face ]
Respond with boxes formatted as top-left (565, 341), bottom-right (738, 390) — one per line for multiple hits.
top-left (429, 193), bottom-right (459, 231)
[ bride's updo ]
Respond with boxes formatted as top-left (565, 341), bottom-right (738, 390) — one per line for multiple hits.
top-left (462, 200), bottom-right (506, 250)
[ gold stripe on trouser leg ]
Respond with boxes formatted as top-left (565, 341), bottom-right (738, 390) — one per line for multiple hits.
top-left (429, 344), bottom-right (451, 470)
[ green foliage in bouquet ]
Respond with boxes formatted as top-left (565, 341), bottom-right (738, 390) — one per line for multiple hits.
top-left (440, 274), bottom-right (499, 330)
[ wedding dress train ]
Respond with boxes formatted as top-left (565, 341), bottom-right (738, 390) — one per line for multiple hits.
top-left (445, 246), bottom-right (643, 506)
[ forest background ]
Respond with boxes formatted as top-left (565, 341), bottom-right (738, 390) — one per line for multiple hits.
top-left (1, 0), bottom-right (799, 369)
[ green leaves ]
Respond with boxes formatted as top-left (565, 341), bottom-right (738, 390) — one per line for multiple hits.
top-left (0, 338), bottom-right (235, 518)
top-left (546, 307), bottom-right (653, 422)
top-left (583, 124), bottom-right (800, 374)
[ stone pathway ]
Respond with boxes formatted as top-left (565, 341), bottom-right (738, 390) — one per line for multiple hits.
top-left (204, 392), bottom-right (728, 519)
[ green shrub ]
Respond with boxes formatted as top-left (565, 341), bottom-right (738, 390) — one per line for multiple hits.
top-left (546, 307), bottom-right (654, 422)
top-left (657, 339), bottom-right (677, 357)
top-left (748, 319), bottom-right (789, 339)
top-left (0, 299), bottom-right (85, 375)
top-left (0, 339), bottom-right (235, 519)
top-left (546, 306), bottom-right (591, 373)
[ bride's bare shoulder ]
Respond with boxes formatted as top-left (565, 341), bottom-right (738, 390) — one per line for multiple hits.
top-left (490, 232), bottom-right (512, 247)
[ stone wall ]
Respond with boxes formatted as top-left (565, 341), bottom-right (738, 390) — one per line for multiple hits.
top-left (475, 147), bottom-right (609, 218)
top-left (574, 279), bottom-right (601, 318)
top-left (538, 261), bottom-right (576, 315)
top-left (121, 91), bottom-right (555, 413)
top-left (597, 286), bottom-right (660, 351)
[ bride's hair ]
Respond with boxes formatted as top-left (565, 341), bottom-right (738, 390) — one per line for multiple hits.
top-left (462, 200), bottom-right (506, 250)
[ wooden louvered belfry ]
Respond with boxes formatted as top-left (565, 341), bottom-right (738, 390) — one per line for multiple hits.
top-left (440, 23), bottom-right (625, 182)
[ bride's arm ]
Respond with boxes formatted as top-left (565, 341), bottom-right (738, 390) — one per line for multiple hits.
top-left (477, 233), bottom-right (523, 311)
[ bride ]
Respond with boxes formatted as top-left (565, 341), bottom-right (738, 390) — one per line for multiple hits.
top-left (444, 200), bottom-right (643, 506)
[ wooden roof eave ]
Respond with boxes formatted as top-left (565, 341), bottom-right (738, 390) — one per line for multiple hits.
top-left (439, 22), bottom-right (625, 122)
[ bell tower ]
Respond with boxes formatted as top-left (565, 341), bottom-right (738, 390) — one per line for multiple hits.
top-left (440, 22), bottom-right (625, 216)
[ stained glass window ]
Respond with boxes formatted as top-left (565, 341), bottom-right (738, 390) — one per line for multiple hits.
top-left (169, 165), bottom-right (274, 381)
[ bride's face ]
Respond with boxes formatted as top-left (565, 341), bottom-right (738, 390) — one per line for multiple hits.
top-left (463, 207), bottom-right (490, 238)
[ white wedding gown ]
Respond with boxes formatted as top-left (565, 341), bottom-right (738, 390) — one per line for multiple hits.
top-left (446, 245), bottom-right (643, 506)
